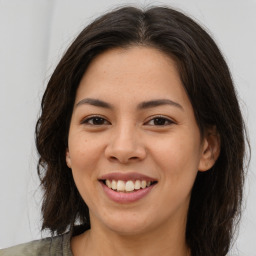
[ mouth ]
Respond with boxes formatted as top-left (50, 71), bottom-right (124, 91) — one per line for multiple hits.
top-left (98, 172), bottom-right (158, 203)
top-left (100, 179), bottom-right (158, 193)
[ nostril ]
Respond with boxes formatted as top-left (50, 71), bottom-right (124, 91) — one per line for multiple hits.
top-left (108, 155), bottom-right (138, 164)
top-left (105, 141), bottom-right (146, 163)
top-left (109, 156), bottom-right (118, 161)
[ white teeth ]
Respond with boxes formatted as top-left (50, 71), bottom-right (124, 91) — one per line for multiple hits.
top-left (105, 179), bottom-right (154, 192)
top-left (125, 180), bottom-right (135, 192)
top-left (134, 180), bottom-right (141, 190)
top-left (106, 180), bottom-right (111, 188)
top-left (111, 180), bottom-right (117, 190)
top-left (141, 180), bottom-right (147, 189)
top-left (116, 180), bottom-right (125, 191)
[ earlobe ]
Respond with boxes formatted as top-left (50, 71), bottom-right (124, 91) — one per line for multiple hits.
top-left (66, 149), bottom-right (72, 168)
top-left (198, 126), bottom-right (221, 172)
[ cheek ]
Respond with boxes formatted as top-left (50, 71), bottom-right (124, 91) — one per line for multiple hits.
top-left (69, 135), bottom-right (103, 204)
top-left (68, 137), bottom-right (103, 205)
top-left (151, 131), bottom-right (202, 178)
top-left (68, 133), bottom-right (101, 171)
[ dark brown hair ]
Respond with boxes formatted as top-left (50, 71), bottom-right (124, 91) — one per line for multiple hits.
top-left (36, 6), bottom-right (247, 256)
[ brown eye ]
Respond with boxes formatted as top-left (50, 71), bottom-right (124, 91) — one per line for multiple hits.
top-left (146, 116), bottom-right (174, 126)
top-left (82, 116), bottom-right (110, 125)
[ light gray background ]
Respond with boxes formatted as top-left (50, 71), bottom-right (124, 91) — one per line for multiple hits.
top-left (0, 0), bottom-right (255, 255)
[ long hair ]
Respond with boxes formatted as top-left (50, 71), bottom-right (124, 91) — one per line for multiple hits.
top-left (36, 6), bottom-right (247, 256)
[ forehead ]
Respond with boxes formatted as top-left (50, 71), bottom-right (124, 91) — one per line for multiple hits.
top-left (75, 46), bottom-right (190, 109)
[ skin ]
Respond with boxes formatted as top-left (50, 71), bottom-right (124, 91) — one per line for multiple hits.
top-left (66, 46), bottom-right (220, 256)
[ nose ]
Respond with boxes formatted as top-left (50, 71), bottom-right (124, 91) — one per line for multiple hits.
top-left (104, 124), bottom-right (146, 164)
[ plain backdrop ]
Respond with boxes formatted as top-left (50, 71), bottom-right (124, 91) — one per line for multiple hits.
top-left (0, 0), bottom-right (255, 255)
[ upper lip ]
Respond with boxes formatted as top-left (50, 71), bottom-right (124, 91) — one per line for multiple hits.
top-left (99, 172), bottom-right (157, 182)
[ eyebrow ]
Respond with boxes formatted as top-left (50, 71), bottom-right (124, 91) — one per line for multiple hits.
top-left (137, 99), bottom-right (183, 111)
top-left (76, 98), bottom-right (113, 109)
top-left (76, 98), bottom-right (183, 111)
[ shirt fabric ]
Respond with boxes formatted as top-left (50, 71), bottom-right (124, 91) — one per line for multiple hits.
top-left (0, 224), bottom-right (90, 256)
top-left (0, 231), bottom-right (72, 256)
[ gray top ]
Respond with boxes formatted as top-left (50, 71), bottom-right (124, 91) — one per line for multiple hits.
top-left (0, 232), bottom-right (73, 256)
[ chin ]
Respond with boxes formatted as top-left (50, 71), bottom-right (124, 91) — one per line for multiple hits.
top-left (108, 222), bottom-right (150, 236)
top-left (98, 210), bottom-right (157, 236)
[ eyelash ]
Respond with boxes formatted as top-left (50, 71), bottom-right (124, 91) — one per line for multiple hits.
top-left (81, 115), bottom-right (175, 126)
top-left (145, 116), bottom-right (175, 126)
top-left (81, 116), bottom-right (110, 126)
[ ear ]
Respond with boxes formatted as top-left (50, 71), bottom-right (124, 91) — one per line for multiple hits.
top-left (66, 148), bottom-right (72, 168)
top-left (198, 126), bottom-right (221, 172)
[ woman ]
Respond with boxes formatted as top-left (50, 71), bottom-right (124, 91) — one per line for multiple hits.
top-left (1, 6), bottom-right (247, 256)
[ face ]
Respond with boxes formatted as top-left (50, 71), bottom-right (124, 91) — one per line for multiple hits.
top-left (66, 46), bottom-right (211, 236)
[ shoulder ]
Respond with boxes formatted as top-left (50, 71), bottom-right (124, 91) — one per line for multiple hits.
top-left (0, 232), bottom-right (72, 256)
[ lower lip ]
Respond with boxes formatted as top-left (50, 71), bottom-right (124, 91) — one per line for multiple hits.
top-left (101, 182), bottom-right (155, 203)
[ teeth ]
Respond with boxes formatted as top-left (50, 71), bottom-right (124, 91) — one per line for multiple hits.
top-left (117, 180), bottom-right (125, 191)
top-left (105, 179), bottom-right (153, 192)
top-left (125, 181), bottom-right (135, 192)
top-left (141, 180), bottom-right (146, 189)
top-left (134, 180), bottom-right (141, 190)
top-left (106, 180), bottom-right (111, 188)
top-left (111, 180), bottom-right (117, 190)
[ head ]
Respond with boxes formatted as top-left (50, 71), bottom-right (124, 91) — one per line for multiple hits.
top-left (36, 6), bottom-right (246, 256)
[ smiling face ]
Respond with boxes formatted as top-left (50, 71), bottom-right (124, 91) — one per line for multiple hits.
top-left (66, 46), bottom-right (213, 236)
